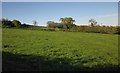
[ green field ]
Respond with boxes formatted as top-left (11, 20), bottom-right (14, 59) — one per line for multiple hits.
top-left (2, 28), bottom-right (119, 71)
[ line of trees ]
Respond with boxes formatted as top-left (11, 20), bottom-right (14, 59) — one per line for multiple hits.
top-left (0, 18), bottom-right (34, 28)
top-left (1, 18), bottom-right (23, 28)
top-left (47, 17), bottom-right (76, 29)
top-left (47, 17), bottom-right (120, 34)
top-left (1, 18), bottom-right (120, 34)
top-left (47, 17), bottom-right (99, 29)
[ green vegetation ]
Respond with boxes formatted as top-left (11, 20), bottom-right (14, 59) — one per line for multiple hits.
top-left (1, 17), bottom-right (119, 71)
top-left (47, 17), bottom-right (120, 34)
top-left (1, 18), bottom-right (120, 34)
top-left (89, 19), bottom-right (97, 27)
top-left (2, 28), bottom-right (119, 71)
top-left (12, 20), bottom-right (21, 28)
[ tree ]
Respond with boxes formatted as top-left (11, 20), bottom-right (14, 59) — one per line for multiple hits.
top-left (33, 20), bottom-right (38, 26)
top-left (60, 17), bottom-right (75, 29)
top-left (12, 20), bottom-right (21, 27)
top-left (47, 21), bottom-right (56, 28)
top-left (1, 18), bottom-right (9, 26)
top-left (116, 26), bottom-right (120, 34)
top-left (56, 23), bottom-right (63, 28)
top-left (0, 19), bottom-right (2, 27)
top-left (1, 18), bottom-right (15, 27)
top-left (60, 17), bottom-right (75, 24)
top-left (89, 19), bottom-right (97, 27)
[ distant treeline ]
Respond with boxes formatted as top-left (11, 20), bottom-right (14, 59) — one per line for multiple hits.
top-left (47, 17), bottom-right (120, 34)
top-left (0, 18), bottom-right (31, 28)
top-left (0, 18), bottom-right (120, 34)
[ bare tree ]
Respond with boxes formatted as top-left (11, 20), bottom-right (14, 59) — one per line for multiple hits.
top-left (89, 19), bottom-right (97, 27)
top-left (33, 20), bottom-right (38, 26)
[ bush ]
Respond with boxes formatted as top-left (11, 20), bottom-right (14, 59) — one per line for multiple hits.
top-left (1, 18), bottom-right (15, 28)
top-left (12, 20), bottom-right (21, 28)
top-left (69, 26), bottom-right (118, 34)
top-left (116, 26), bottom-right (120, 34)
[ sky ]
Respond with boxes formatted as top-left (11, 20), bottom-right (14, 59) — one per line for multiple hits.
top-left (2, 2), bottom-right (118, 26)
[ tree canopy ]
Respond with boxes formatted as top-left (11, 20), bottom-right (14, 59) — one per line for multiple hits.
top-left (12, 20), bottom-right (21, 27)
top-left (89, 19), bottom-right (97, 27)
top-left (60, 17), bottom-right (75, 29)
top-left (1, 18), bottom-right (15, 27)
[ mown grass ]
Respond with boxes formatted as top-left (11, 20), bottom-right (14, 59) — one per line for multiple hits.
top-left (2, 28), bottom-right (119, 71)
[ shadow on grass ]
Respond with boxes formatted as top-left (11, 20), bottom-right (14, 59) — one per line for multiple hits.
top-left (2, 51), bottom-right (119, 72)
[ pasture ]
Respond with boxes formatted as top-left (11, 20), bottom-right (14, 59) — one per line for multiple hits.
top-left (2, 28), bottom-right (119, 71)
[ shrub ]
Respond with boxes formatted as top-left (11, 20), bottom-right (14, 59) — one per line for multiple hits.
top-left (1, 18), bottom-right (15, 28)
top-left (116, 26), bottom-right (120, 34)
top-left (12, 20), bottom-right (21, 28)
top-left (70, 26), bottom-right (118, 34)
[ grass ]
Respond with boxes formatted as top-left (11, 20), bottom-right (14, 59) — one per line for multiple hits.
top-left (2, 28), bottom-right (119, 71)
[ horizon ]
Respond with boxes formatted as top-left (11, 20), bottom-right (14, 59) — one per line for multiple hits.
top-left (2, 2), bottom-right (118, 26)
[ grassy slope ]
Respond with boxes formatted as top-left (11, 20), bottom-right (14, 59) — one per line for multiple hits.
top-left (2, 28), bottom-right (119, 71)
